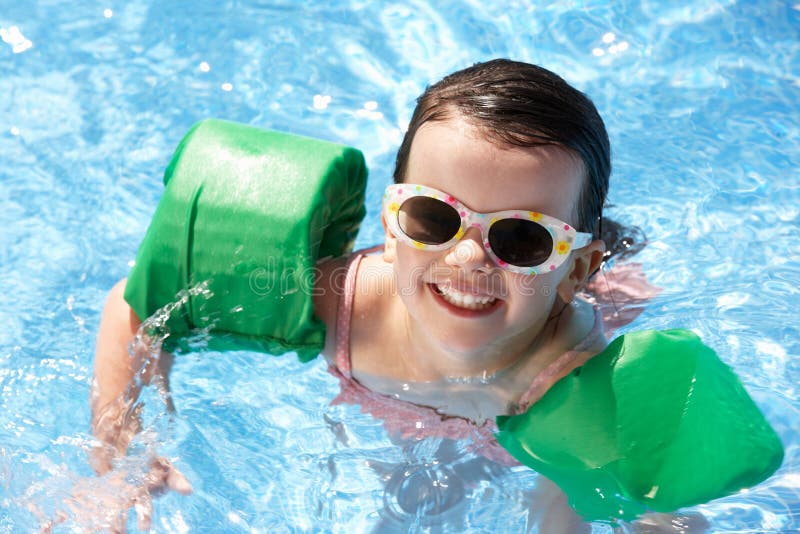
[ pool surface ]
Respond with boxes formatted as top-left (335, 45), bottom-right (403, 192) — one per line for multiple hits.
top-left (1, 1), bottom-right (799, 532)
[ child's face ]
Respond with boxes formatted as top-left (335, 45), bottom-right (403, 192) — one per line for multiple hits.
top-left (383, 115), bottom-right (588, 360)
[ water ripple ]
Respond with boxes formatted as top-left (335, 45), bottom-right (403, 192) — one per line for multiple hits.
top-left (0, 1), bottom-right (798, 531)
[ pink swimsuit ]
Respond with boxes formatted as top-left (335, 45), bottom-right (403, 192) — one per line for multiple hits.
top-left (328, 248), bottom-right (655, 465)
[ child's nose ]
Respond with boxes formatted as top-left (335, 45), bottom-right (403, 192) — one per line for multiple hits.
top-left (444, 227), bottom-right (492, 271)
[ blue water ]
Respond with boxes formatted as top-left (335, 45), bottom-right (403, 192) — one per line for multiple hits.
top-left (1, 1), bottom-right (799, 532)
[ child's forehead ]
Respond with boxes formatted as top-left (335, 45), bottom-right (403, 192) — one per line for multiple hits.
top-left (407, 119), bottom-right (585, 219)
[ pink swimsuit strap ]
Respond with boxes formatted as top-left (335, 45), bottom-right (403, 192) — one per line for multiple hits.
top-left (333, 246), bottom-right (605, 412)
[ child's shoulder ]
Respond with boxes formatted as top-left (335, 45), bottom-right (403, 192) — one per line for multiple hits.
top-left (348, 254), bottom-right (406, 375)
top-left (313, 252), bottom-right (398, 366)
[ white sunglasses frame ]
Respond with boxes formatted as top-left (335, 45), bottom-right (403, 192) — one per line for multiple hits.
top-left (382, 183), bottom-right (592, 276)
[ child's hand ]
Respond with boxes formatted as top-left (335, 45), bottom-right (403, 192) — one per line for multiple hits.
top-left (85, 356), bottom-right (190, 531)
top-left (131, 456), bottom-right (193, 530)
top-left (40, 456), bottom-right (191, 533)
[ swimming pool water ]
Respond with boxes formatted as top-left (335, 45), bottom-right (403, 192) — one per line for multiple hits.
top-left (1, 1), bottom-right (798, 532)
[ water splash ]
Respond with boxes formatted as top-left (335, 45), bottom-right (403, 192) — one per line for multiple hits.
top-left (13, 283), bottom-right (213, 531)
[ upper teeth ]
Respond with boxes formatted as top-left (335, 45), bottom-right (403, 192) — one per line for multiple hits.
top-left (436, 284), bottom-right (496, 309)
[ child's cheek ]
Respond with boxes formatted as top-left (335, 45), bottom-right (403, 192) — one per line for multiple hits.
top-left (505, 272), bottom-right (564, 316)
top-left (393, 246), bottom-right (430, 289)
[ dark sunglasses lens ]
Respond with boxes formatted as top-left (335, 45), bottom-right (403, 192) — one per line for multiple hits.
top-left (398, 196), bottom-right (461, 244)
top-left (489, 219), bottom-right (553, 267)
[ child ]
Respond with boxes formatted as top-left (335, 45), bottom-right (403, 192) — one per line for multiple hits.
top-left (315, 59), bottom-right (611, 454)
top-left (90, 59), bottom-right (780, 529)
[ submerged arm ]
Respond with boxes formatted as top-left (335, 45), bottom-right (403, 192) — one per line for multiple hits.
top-left (91, 278), bottom-right (150, 472)
top-left (84, 278), bottom-right (189, 530)
top-left (92, 277), bottom-right (182, 467)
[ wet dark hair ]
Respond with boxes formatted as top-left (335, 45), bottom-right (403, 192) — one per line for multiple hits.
top-left (393, 59), bottom-right (641, 260)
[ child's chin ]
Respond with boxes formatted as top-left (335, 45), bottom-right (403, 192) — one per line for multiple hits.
top-left (429, 328), bottom-right (500, 355)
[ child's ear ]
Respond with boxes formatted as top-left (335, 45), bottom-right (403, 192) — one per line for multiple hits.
top-left (381, 214), bottom-right (397, 263)
top-left (556, 239), bottom-right (606, 303)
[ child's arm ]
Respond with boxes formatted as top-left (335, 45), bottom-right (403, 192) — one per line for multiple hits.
top-left (497, 329), bottom-right (783, 521)
top-left (91, 278), bottom-right (145, 471)
top-left (91, 279), bottom-right (147, 444)
top-left (89, 278), bottom-right (191, 528)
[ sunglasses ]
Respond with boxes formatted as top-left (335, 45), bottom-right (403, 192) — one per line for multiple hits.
top-left (383, 184), bottom-right (592, 275)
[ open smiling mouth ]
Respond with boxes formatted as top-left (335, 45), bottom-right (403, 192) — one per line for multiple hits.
top-left (428, 282), bottom-right (502, 315)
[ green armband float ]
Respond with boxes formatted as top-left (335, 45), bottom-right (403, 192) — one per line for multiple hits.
top-left (124, 119), bottom-right (368, 361)
top-left (496, 329), bottom-right (784, 522)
